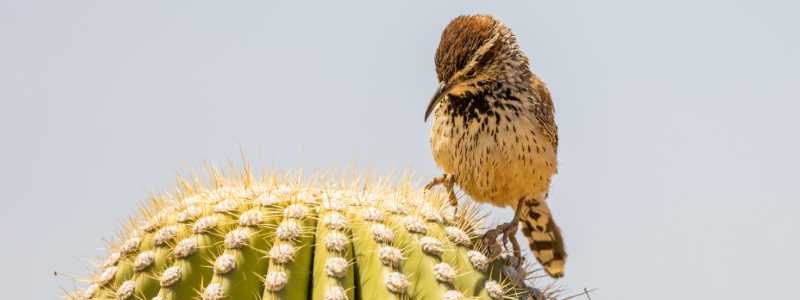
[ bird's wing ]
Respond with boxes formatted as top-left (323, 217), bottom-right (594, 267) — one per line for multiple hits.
top-left (529, 75), bottom-right (559, 153)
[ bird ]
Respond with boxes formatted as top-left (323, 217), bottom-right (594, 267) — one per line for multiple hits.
top-left (424, 14), bottom-right (566, 278)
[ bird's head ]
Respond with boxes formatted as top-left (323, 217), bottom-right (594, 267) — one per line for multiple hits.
top-left (425, 14), bottom-right (530, 121)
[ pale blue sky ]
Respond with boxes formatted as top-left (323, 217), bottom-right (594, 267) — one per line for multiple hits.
top-left (1, 1), bottom-right (798, 299)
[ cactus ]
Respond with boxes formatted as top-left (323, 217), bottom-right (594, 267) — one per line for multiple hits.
top-left (60, 162), bottom-right (567, 300)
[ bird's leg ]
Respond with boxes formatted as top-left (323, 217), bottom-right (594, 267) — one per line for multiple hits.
top-left (482, 196), bottom-right (525, 268)
top-left (424, 173), bottom-right (459, 215)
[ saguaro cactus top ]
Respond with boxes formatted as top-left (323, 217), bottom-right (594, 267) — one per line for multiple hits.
top-left (59, 162), bottom-right (566, 300)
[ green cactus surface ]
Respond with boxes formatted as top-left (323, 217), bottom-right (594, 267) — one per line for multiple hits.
top-left (61, 162), bottom-right (566, 300)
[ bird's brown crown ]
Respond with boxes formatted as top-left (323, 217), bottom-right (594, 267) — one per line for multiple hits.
top-left (434, 14), bottom-right (498, 83)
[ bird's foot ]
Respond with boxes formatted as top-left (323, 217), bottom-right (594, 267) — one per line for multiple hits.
top-left (482, 220), bottom-right (522, 268)
top-left (424, 173), bottom-right (454, 190)
top-left (424, 173), bottom-right (458, 209)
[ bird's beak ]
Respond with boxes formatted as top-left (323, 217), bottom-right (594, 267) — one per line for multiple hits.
top-left (425, 82), bottom-right (455, 122)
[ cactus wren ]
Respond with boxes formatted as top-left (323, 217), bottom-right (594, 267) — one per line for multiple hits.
top-left (424, 14), bottom-right (566, 278)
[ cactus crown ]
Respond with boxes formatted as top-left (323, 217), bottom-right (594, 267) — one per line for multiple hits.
top-left (59, 160), bottom-right (567, 300)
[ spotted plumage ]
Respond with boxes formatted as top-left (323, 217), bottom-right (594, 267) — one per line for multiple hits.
top-left (425, 14), bottom-right (566, 278)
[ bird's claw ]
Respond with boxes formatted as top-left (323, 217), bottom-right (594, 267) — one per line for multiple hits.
top-left (482, 221), bottom-right (522, 268)
top-left (424, 173), bottom-right (454, 190)
top-left (424, 174), bottom-right (459, 209)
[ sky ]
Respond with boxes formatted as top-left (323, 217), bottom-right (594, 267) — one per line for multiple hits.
top-left (1, 1), bottom-right (799, 299)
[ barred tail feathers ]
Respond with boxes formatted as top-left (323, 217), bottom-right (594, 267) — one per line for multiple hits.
top-left (519, 201), bottom-right (566, 278)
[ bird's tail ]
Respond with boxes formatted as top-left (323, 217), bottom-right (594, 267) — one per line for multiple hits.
top-left (519, 201), bottom-right (566, 278)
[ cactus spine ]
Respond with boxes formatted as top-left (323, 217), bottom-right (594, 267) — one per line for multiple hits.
top-left (61, 162), bottom-right (564, 300)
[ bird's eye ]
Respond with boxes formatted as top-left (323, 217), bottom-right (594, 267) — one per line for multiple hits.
top-left (465, 68), bottom-right (476, 77)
